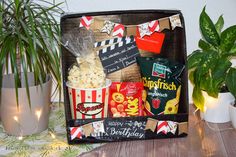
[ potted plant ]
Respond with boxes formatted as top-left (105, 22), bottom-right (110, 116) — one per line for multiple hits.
top-left (227, 69), bottom-right (236, 128)
top-left (0, 0), bottom-right (63, 136)
top-left (188, 7), bottom-right (236, 123)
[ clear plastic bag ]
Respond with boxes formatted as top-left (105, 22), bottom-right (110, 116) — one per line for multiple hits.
top-left (67, 52), bottom-right (106, 88)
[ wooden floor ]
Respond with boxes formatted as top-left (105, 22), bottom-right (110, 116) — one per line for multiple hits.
top-left (79, 104), bottom-right (236, 157)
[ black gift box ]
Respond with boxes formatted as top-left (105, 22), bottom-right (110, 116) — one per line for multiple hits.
top-left (61, 10), bottom-right (189, 144)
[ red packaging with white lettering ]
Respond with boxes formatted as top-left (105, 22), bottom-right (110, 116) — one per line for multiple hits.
top-left (109, 82), bottom-right (144, 117)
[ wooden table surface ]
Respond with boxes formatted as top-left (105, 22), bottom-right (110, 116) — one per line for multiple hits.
top-left (79, 104), bottom-right (236, 157)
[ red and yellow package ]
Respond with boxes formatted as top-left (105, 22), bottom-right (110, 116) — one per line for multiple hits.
top-left (109, 82), bottom-right (144, 117)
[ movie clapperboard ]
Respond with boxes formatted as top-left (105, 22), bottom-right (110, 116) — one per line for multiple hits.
top-left (95, 36), bottom-right (140, 74)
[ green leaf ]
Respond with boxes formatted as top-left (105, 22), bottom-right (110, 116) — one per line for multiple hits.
top-left (200, 7), bottom-right (220, 46)
top-left (189, 70), bottom-right (195, 84)
top-left (187, 50), bottom-right (205, 70)
top-left (9, 41), bottom-right (21, 108)
top-left (230, 44), bottom-right (236, 55)
top-left (0, 3), bottom-right (3, 36)
top-left (198, 39), bottom-right (216, 51)
top-left (193, 66), bottom-right (206, 84)
top-left (202, 58), bottom-right (231, 98)
top-left (190, 50), bottom-right (215, 78)
top-left (18, 32), bottom-right (31, 109)
top-left (215, 15), bottom-right (224, 35)
top-left (205, 79), bottom-right (219, 98)
top-left (220, 25), bottom-right (236, 52)
top-left (212, 58), bottom-right (232, 83)
top-left (226, 68), bottom-right (236, 98)
top-left (194, 68), bottom-right (217, 97)
top-left (192, 55), bottom-right (228, 98)
top-left (192, 87), bottom-right (205, 112)
top-left (199, 76), bottom-right (209, 91)
top-left (14, 0), bottom-right (20, 13)
top-left (14, 0), bottom-right (19, 7)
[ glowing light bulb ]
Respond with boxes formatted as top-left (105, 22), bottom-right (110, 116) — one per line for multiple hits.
top-left (18, 136), bottom-right (23, 140)
top-left (35, 109), bottom-right (42, 121)
top-left (49, 132), bottom-right (56, 139)
top-left (13, 116), bottom-right (18, 122)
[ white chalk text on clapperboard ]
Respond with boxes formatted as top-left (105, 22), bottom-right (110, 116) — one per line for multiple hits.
top-left (99, 42), bottom-right (140, 74)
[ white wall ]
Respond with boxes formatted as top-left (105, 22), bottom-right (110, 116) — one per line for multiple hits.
top-left (51, 0), bottom-right (236, 103)
top-left (62, 0), bottom-right (236, 53)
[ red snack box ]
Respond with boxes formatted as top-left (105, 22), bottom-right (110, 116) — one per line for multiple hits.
top-left (135, 28), bottom-right (165, 54)
top-left (109, 82), bottom-right (144, 117)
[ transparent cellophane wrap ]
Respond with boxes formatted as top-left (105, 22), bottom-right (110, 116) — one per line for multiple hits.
top-left (67, 52), bottom-right (106, 89)
top-left (63, 28), bottom-right (106, 89)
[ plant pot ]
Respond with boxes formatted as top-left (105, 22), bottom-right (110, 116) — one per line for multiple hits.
top-left (229, 104), bottom-right (236, 128)
top-left (202, 91), bottom-right (235, 123)
top-left (0, 73), bottom-right (52, 136)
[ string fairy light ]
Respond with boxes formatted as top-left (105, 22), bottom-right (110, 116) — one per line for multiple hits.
top-left (18, 136), bottom-right (23, 140)
top-left (13, 116), bottom-right (19, 122)
top-left (30, 108), bottom-right (44, 133)
top-left (12, 107), bottom-right (43, 138)
top-left (49, 131), bottom-right (56, 139)
top-left (13, 115), bottom-right (24, 140)
top-left (35, 109), bottom-right (42, 121)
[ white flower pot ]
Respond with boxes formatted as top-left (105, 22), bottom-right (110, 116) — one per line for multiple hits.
top-left (202, 91), bottom-right (235, 123)
top-left (229, 104), bottom-right (236, 128)
top-left (0, 73), bottom-right (52, 136)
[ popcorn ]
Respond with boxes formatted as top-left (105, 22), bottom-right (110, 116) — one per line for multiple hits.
top-left (67, 52), bottom-right (106, 88)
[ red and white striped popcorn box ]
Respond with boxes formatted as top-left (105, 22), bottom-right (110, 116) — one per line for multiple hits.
top-left (67, 79), bottom-right (111, 119)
